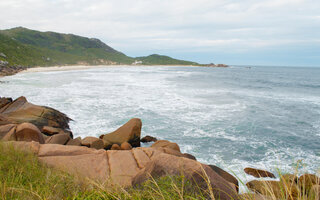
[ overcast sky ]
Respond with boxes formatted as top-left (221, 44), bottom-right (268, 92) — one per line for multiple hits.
top-left (1, 0), bottom-right (319, 66)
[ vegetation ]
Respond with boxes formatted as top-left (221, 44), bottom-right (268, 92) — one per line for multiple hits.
top-left (1, 142), bottom-right (318, 199)
top-left (0, 27), bottom-right (200, 68)
top-left (0, 142), bottom-right (208, 200)
top-left (135, 54), bottom-right (199, 66)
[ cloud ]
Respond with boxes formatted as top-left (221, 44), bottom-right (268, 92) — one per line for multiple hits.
top-left (0, 0), bottom-right (319, 65)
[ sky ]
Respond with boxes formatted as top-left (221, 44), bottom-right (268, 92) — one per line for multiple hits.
top-left (0, 0), bottom-right (320, 66)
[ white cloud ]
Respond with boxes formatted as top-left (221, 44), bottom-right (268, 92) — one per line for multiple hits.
top-left (0, 0), bottom-right (319, 65)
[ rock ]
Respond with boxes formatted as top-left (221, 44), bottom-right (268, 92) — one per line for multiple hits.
top-left (15, 122), bottom-right (45, 144)
top-left (38, 143), bottom-right (98, 157)
top-left (81, 137), bottom-right (104, 149)
top-left (0, 124), bottom-right (16, 140)
top-left (0, 96), bottom-right (71, 132)
top-left (280, 174), bottom-right (298, 184)
top-left (244, 167), bottom-right (276, 178)
top-left (42, 126), bottom-right (61, 136)
top-left (151, 140), bottom-right (180, 152)
top-left (183, 153), bottom-right (196, 160)
top-left (298, 174), bottom-right (320, 194)
top-left (39, 148), bottom-right (109, 182)
top-left (309, 185), bottom-right (320, 200)
top-left (0, 60), bottom-right (9, 67)
top-left (121, 142), bottom-right (132, 150)
top-left (239, 193), bottom-right (273, 200)
top-left (101, 118), bottom-right (142, 148)
top-left (111, 144), bottom-right (121, 150)
top-left (2, 141), bottom-right (40, 154)
top-left (280, 174), bottom-right (299, 198)
top-left (66, 137), bottom-right (82, 146)
top-left (132, 153), bottom-right (239, 200)
top-left (209, 165), bottom-right (239, 192)
top-left (141, 135), bottom-right (157, 143)
top-left (246, 180), bottom-right (282, 198)
top-left (45, 133), bottom-right (70, 145)
top-left (0, 97), bottom-right (12, 109)
top-left (107, 150), bottom-right (141, 187)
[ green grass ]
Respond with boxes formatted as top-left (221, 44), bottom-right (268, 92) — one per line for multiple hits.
top-left (135, 54), bottom-right (200, 66)
top-left (0, 142), bottom-right (209, 200)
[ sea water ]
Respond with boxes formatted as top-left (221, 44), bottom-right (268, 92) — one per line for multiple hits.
top-left (0, 65), bottom-right (319, 186)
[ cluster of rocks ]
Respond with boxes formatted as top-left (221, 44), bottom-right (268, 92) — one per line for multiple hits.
top-left (244, 168), bottom-right (320, 199)
top-left (206, 63), bottom-right (229, 67)
top-left (0, 96), bottom-right (319, 200)
top-left (0, 64), bottom-right (26, 76)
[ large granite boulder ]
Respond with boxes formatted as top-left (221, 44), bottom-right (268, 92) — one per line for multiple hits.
top-left (0, 97), bottom-right (12, 109)
top-left (0, 96), bottom-right (71, 133)
top-left (101, 118), bottom-right (142, 148)
top-left (81, 136), bottom-right (104, 149)
top-left (0, 124), bottom-right (16, 141)
top-left (45, 133), bottom-right (70, 145)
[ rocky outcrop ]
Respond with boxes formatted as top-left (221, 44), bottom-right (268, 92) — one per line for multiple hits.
top-left (244, 167), bottom-right (276, 178)
top-left (81, 136), bottom-right (104, 149)
top-left (0, 96), bottom-right (71, 134)
top-left (4, 141), bottom-right (239, 200)
top-left (209, 165), bottom-right (239, 192)
top-left (101, 118), bottom-right (141, 148)
top-left (15, 122), bottom-right (45, 144)
top-left (0, 64), bottom-right (26, 76)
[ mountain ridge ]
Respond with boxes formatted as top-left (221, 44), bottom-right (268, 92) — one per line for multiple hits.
top-left (0, 27), bottom-right (200, 69)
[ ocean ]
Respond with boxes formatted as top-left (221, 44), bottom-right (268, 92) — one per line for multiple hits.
top-left (1, 65), bottom-right (319, 187)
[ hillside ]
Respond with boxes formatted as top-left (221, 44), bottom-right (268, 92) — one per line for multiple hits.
top-left (0, 27), bottom-right (200, 69)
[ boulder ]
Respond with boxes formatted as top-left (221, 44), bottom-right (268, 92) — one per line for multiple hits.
top-left (299, 174), bottom-right (320, 194)
top-left (209, 165), bottom-right (239, 192)
top-left (0, 96), bottom-right (71, 132)
top-left (15, 122), bottom-right (45, 144)
top-left (132, 153), bottom-right (239, 200)
top-left (151, 140), bottom-right (180, 152)
top-left (111, 144), bottom-right (121, 150)
top-left (0, 124), bottom-right (16, 140)
top-left (81, 137), bottom-right (104, 149)
top-left (42, 126), bottom-right (61, 136)
top-left (183, 153), bottom-right (196, 160)
top-left (0, 97), bottom-right (12, 109)
top-left (246, 180), bottom-right (282, 198)
top-left (141, 135), bottom-right (157, 143)
top-left (101, 118), bottom-right (142, 148)
top-left (45, 133), bottom-right (70, 145)
top-left (244, 167), bottom-right (276, 178)
top-left (121, 142), bottom-right (132, 150)
top-left (2, 141), bottom-right (40, 154)
top-left (66, 137), bottom-right (82, 146)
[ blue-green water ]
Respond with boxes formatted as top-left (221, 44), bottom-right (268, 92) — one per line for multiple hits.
top-left (0, 65), bottom-right (319, 184)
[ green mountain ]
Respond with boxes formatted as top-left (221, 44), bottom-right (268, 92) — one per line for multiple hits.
top-left (0, 27), bottom-right (200, 68)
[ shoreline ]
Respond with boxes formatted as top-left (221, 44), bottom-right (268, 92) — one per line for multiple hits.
top-left (19, 64), bottom-right (204, 74)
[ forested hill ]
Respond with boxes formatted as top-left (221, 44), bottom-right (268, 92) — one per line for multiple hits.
top-left (0, 27), bottom-right (199, 67)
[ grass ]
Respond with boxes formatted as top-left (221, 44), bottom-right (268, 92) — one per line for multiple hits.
top-left (1, 141), bottom-right (319, 199)
top-left (0, 142), bottom-right (209, 200)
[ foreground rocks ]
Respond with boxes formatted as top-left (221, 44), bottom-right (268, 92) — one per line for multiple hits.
top-left (4, 141), bottom-right (239, 200)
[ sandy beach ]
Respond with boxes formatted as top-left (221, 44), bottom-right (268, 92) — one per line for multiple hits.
top-left (20, 65), bottom-right (124, 74)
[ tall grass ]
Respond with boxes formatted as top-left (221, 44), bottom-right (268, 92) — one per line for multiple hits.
top-left (1, 141), bottom-right (319, 199)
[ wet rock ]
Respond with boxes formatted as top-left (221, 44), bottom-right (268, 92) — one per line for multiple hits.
top-left (244, 167), bottom-right (276, 178)
top-left (246, 180), bottom-right (282, 198)
top-left (101, 118), bottom-right (142, 148)
top-left (141, 135), bottom-right (157, 143)
top-left (151, 140), bottom-right (180, 152)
